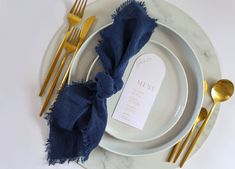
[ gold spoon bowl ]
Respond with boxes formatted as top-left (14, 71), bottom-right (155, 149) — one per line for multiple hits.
top-left (211, 79), bottom-right (234, 103)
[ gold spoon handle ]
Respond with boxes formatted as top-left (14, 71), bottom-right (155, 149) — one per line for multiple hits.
top-left (167, 142), bottom-right (181, 162)
top-left (39, 52), bottom-right (70, 117)
top-left (180, 103), bottom-right (217, 167)
top-left (173, 123), bottom-right (197, 162)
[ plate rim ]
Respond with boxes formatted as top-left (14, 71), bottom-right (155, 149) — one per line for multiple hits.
top-left (68, 21), bottom-right (204, 156)
top-left (85, 40), bottom-right (189, 143)
top-left (101, 22), bottom-right (204, 156)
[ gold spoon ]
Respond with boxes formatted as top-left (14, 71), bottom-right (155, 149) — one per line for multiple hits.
top-left (167, 80), bottom-right (208, 162)
top-left (173, 108), bottom-right (208, 162)
top-left (180, 79), bottom-right (234, 167)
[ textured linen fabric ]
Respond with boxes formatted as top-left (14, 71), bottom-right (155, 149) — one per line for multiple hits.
top-left (45, 0), bottom-right (157, 164)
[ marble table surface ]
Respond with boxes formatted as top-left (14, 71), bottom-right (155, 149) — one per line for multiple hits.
top-left (0, 0), bottom-right (234, 169)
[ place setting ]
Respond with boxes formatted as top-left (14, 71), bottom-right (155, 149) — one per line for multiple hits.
top-left (38, 0), bottom-right (234, 168)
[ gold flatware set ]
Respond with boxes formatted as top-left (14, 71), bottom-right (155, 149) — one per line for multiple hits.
top-left (167, 79), bottom-right (234, 167)
top-left (39, 0), bottom-right (95, 117)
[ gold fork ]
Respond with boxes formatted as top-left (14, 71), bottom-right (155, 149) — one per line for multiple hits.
top-left (60, 16), bottom-right (96, 89)
top-left (67, 0), bottom-right (87, 29)
top-left (39, 0), bottom-right (87, 96)
top-left (40, 27), bottom-right (81, 117)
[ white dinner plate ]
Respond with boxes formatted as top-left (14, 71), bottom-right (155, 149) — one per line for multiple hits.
top-left (68, 22), bottom-right (204, 156)
top-left (85, 40), bottom-right (188, 143)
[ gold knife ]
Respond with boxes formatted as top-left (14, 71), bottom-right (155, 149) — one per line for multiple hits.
top-left (60, 15), bottom-right (96, 88)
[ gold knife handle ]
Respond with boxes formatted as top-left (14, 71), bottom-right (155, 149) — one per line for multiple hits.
top-left (40, 52), bottom-right (70, 117)
top-left (39, 35), bottom-right (67, 96)
top-left (180, 103), bottom-right (217, 167)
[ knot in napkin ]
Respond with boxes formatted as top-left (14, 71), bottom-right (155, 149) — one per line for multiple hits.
top-left (45, 0), bottom-right (157, 165)
top-left (96, 72), bottom-right (123, 98)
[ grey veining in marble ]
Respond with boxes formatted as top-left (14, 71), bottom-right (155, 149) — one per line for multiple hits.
top-left (39, 0), bottom-right (221, 168)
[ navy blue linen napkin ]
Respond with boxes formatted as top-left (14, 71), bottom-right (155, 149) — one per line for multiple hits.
top-left (46, 0), bottom-right (157, 164)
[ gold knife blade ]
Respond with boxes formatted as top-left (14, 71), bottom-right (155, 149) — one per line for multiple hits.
top-left (60, 16), bottom-right (96, 88)
top-left (79, 15), bottom-right (96, 42)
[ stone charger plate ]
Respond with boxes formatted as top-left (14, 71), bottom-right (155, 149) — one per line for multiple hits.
top-left (39, 0), bottom-right (221, 168)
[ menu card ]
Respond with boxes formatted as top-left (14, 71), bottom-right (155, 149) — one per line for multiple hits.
top-left (112, 53), bottom-right (165, 130)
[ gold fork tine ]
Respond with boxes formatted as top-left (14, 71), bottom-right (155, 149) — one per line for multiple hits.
top-left (69, 28), bottom-right (79, 46)
top-left (75, 28), bottom-right (81, 44)
top-left (77, 0), bottom-right (87, 17)
top-left (68, 27), bottom-right (76, 42)
top-left (74, 29), bottom-right (80, 44)
top-left (70, 0), bottom-right (79, 14)
top-left (67, 0), bottom-right (87, 29)
top-left (75, 29), bottom-right (81, 44)
top-left (71, 28), bottom-right (79, 43)
top-left (40, 28), bottom-right (80, 117)
top-left (74, 0), bottom-right (83, 15)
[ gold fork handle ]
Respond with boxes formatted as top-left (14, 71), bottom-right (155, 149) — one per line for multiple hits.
top-left (59, 41), bottom-right (83, 89)
top-left (180, 103), bottom-right (217, 167)
top-left (167, 141), bottom-right (181, 162)
top-left (173, 123), bottom-right (197, 162)
top-left (39, 35), bottom-right (67, 96)
top-left (60, 60), bottom-right (72, 89)
top-left (39, 52), bottom-right (70, 117)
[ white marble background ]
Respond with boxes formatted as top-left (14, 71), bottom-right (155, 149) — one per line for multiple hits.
top-left (0, 0), bottom-right (234, 169)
